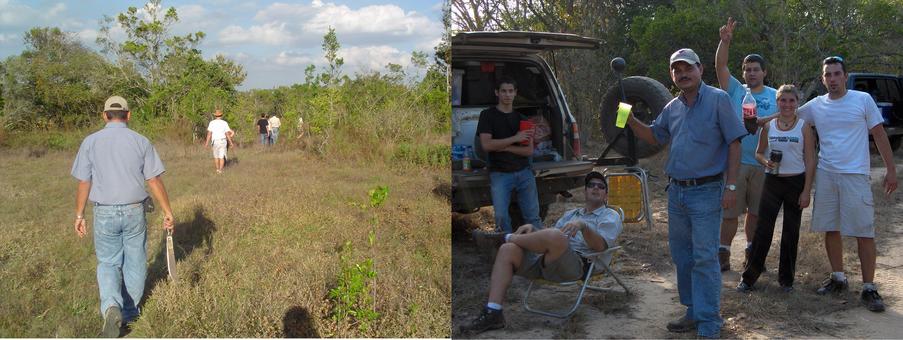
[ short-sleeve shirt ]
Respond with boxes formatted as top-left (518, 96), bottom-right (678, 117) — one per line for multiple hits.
top-left (649, 82), bottom-right (748, 180)
top-left (476, 106), bottom-right (529, 172)
top-left (207, 119), bottom-right (231, 140)
top-left (554, 205), bottom-right (623, 267)
top-left (269, 116), bottom-right (281, 128)
top-left (257, 118), bottom-right (269, 134)
top-left (70, 122), bottom-right (166, 205)
top-left (797, 90), bottom-right (884, 174)
top-left (726, 76), bottom-right (777, 166)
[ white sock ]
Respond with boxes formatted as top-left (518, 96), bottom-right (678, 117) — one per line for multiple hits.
top-left (863, 282), bottom-right (877, 291)
top-left (746, 242), bottom-right (752, 249)
top-left (833, 272), bottom-right (846, 281)
top-left (486, 302), bottom-right (502, 311)
top-left (719, 245), bottom-right (730, 251)
top-left (504, 233), bottom-right (513, 243)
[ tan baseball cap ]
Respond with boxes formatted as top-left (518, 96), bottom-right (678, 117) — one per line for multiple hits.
top-left (104, 96), bottom-right (129, 111)
top-left (669, 48), bottom-right (701, 66)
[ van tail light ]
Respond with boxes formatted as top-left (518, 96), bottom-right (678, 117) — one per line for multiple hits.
top-left (571, 122), bottom-right (582, 160)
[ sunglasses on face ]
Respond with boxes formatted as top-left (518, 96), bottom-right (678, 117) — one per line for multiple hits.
top-left (586, 182), bottom-right (607, 190)
top-left (823, 56), bottom-right (844, 63)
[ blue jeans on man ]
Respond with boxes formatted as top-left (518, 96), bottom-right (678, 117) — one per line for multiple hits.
top-left (93, 202), bottom-right (147, 323)
top-left (667, 180), bottom-right (724, 337)
top-left (259, 133), bottom-right (268, 145)
top-left (489, 167), bottom-right (543, 233)
top-left (270, 127), bottom-right (279, 145)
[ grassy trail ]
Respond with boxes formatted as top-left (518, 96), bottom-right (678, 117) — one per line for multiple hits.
top-left (0, 143), bottom-right (450, 337)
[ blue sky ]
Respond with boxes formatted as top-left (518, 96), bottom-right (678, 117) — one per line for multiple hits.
top-left (0, 0), bottom-right (446, 90)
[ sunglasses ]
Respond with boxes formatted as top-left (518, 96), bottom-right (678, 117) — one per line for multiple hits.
top-left (823, 56), bottom-right (844, 63)
top-left (586, 182), bottom-right (607, 190)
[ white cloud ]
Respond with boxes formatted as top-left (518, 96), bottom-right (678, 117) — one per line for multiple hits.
top-left (48, 3), bottom-right (66, 17)
top-left (341, 45), bottom-right (410, 72)
top-left (0, 0), bottom-right (40, 26)
top-left (273, 51), bottom-right (317, 66)
top-left (0, 33), bottom-right (17, 43)
top-left (75, 29), bottom-right (98, 44)
top-left (219, 22), bottom-right (294, 45)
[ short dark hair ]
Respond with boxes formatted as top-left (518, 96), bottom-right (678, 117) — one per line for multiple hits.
top-left (585, 171), bottom-right (607, 188)
top-left (823, 56), bottom-right (846, 73)
top-left (260, 113), bottom-right (266, 118)
top-left (105, 110), bottom-right (128, 120)
top-left (743, 54), bottom-right (766, 71)
top-left (496, 77), bottom-right (517, 90)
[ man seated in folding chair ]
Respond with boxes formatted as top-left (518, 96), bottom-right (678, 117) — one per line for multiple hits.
top-left (461, 171), bottom-right (624, 335)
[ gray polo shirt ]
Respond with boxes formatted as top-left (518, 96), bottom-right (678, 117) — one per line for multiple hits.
top-left (554, 205), bottom-right (623, 270)
top-left (650, 82), bottom-right (747, 180)
top-left (71, 122), bottom-right (166, 205)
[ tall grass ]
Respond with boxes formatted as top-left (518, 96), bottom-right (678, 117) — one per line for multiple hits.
top-left (0, 143), bottom-right (450, 337)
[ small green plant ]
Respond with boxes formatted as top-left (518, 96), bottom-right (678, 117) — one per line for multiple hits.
top-left (368, 185), bottom-right (388, 207)
top-left (329, 241), bottom-right (379, 332)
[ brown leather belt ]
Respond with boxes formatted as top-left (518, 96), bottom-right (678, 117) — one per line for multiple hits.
top-left (669, 173), bottom-right (723, 187)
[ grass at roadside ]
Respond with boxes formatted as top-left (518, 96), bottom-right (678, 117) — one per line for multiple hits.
top-left (0, 143), bottom-right (450, 337)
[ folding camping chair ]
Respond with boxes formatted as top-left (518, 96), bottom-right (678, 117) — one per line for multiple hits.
top-left (522, 207), bottom-right (630, 319)
top-left (603, 167), bottom-right (653, 229)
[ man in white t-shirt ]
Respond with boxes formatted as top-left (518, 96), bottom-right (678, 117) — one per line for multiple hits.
top-left (205, 109), bottom-right (234, 174)
top-left (797, 56), bottom-right (897, 312)
top-left (268, 114), bottom-right (282, 145)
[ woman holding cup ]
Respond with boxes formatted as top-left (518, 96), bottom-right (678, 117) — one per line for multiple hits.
top-left (737, 84), bottom-right (816, 293)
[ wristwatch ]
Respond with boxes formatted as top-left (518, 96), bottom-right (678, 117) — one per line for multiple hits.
top-left (726, 184), bottom-right (737, 191)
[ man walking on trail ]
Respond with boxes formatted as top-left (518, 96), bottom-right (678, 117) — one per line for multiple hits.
top-left (205, 109), bottom-right (234, 174)
top-left (476, 77), bottom-right (542, 234)
top-left (296, 116), bottom-right (305, 139)
top-left (459, 172), bottom-right (623, 335)
top-left (797, 56), bottom-right (898, 312)
top-left (268, 114), bottom-right (281, 145)
top-left (626, 48), bottom-right (746, 338)
top-left (714, 17), bottom-right (778, 271)
top-left (71, 96), bottom-right (175, 337)
top-left (256, 114), bottom-right (270, 146)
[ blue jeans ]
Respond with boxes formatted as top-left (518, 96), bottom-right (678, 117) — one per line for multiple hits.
top-left (259, 133), bottom-right (268, 145)
top-left (667, 181), bottom-right (723, 337)
top-left (93, 202), bottom-right (147, 322)
top-left (489, 167), bottom-right (543, 233)
top-left (270, 127), bottom-right (279, 144)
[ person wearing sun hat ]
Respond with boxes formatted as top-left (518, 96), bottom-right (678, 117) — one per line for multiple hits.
top-left (205, 109), bottom-right (234, 174)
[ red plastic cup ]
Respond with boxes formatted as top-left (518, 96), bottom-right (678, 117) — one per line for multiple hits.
top-left (519, 120), bottom-right (535, 145)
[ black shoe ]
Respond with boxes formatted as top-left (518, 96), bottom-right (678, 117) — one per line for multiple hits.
top-left (816, 276), bottom-right (849, 295)
top-left (861, 289), bottom-right (886, 312)
top-left (718, 249), bottom-right (730, 272)
top-left (736, 281), bottom-right (753, 293)
top-left (666, 315), bottom-right (696, 333)
top-left (460, 307), bottom-right (506, 335)
top-left (100, 306), bottom-right (122, 338)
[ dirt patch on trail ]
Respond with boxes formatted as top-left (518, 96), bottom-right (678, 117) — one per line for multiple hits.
top-left (452, 150), bottom-right (903, 338)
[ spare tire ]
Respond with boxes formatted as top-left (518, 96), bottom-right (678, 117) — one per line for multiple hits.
top-left (600, 76), bottom-right (673, 159)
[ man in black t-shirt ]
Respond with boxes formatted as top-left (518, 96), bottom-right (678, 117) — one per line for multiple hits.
top-left (256, 114), bottom-right (270, 146)
top-left (476, 77), bottom-right (543, 233)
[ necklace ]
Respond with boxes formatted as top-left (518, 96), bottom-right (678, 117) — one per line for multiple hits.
top-left (777, 116), bottom-right (797, 129)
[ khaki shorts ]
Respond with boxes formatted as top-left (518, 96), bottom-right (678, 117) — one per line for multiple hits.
top-left (212, 139), bottom-right (227, 159)
top-left (723, 163), bottom-right (765, 218)
top-left (516, 247), bottom-right (585, 282)
top-left (811, 169), bottom-right (875, 238)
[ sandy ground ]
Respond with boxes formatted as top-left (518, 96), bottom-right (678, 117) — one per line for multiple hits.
top-left (452, 147), bottom-right (903, 338)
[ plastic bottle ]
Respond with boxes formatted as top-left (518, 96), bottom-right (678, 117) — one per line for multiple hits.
top-left (742, 88), bottom-right (758, 134)
top-left (463, 146), bottom-right (472, 172)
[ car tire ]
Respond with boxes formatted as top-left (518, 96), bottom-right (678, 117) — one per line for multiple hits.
top-left (599, 76), bottom-right (673, 159)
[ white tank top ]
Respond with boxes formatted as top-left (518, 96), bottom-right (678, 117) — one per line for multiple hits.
top-left (767, 118), bottom-right (806, 175)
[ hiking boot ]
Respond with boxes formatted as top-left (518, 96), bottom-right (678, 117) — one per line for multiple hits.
top-left (459, 307), bottom-right (506, 335)
top-left (666, 315), bottom-right (696, 333)
top-left (736, 281), bottom-right (753, 293)
top-left (718, 249), bottom-right (730, 272)
top-left (861, 289), bottom-right (886, 312)
top-left (472, 230), bottom-right (506, 249)
top-left (816, 276), bottom-right (849, 295)
top-left (100, 306), bottom-right (122, 338)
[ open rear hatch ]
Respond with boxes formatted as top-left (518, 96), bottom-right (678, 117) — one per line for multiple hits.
top-left (452, 31), bottom-right (601, 55)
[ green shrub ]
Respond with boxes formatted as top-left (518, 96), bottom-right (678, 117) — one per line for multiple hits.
top-left (329, 241), bottom-right (379, 333)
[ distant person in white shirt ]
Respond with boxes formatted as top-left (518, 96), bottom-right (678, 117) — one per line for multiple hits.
top-left (205, 109), bottom-right (234, 174)
top-left (268, 114), bottom-right (282, 145)
top-left (296, 116), bottom-right (305, 139)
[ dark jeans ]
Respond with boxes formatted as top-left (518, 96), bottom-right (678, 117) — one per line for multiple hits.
top-left (741, 173), bottom-right (805, 287)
